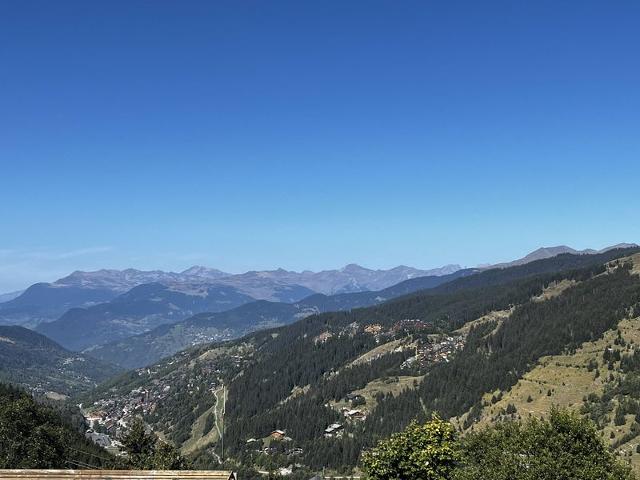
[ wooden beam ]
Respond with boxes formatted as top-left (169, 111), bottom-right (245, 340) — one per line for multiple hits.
top-left (0, 471), bottom-right (236, 480)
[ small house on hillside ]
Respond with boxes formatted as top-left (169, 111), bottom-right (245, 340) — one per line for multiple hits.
top-left (324, 423), bottom-right (344, 437)
top-left (344, 409), bottom-right (367, 420)
top-left (270, 429), bottom-right (286, 440)
top-left (314, 331), bottom-right (334, 344)
top-left (346, 393), bottom-right (365, 404)
top-left (364, 324), bottom-right (383, 334)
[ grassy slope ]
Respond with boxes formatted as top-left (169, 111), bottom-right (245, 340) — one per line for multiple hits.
top-left (461, 315), bottom-right (640, 471)
top-left (331, 375), bottom-right (425, 413)
top-left (84, 249), bottom-right (640, 471)
top-left (458, 253), bottom-right (640, 472)
top-left (181, 386), bottom-right (226, 455)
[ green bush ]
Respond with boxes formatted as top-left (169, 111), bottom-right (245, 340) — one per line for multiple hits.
top-left (455, 408), bottom-right (633, 480)
top-left (361, 415), bottom-right (458, 480)
top-left (361, 409), bottom-right (634, 480)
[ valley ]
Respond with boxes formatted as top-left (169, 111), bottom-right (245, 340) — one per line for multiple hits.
top-left (3, 246), bottom-right (640, 477)
top-left (5, 6), bottom-right (638, 477)
top-left (86, 268), bottom-right (471, 369)
top-left (0, 325), bottom-right (121, 397)
top-left (69, 247), bottom-right (640, 476)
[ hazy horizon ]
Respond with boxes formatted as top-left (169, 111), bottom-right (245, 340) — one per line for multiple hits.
top-left (1, 241), bottom-right (636, 293)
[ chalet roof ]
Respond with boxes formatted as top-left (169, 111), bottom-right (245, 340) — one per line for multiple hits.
top-left (0, 471), bottom-right (237, 480)
top-left (325, 426), bottom-right (343, 433)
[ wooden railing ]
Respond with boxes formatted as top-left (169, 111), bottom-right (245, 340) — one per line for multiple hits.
top-left (0, 471), bottom-right (236, 480)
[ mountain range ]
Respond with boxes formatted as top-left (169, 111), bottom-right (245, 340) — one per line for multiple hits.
top-left (0, 263), bottom-right (460, 328)
top-left (216, 263), bottom-right (462, 295)
top-left (0, 244), bottom-right (636, 359)
top-left (81, 245), bottom-right (640, 475)
top-left (75, 245), bottom-right (640, 368)
top-left (35, 282), bottom-right (259, 351)
top-left (0, 283), bottom-right (119, 328)
top-left (4, 244), bottom-right (640, 476)
top-left (54, 262), bottom-right (462, 296)
top-left (86, 268), bottom-right (474, 368)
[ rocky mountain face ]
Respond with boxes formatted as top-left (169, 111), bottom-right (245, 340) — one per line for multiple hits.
top-left (179, 265), bottom-right (230, 280)
top-left (53, 263), bottom-right (462, 297)
top-left (54, 268), bottom-right (209, 292)
top-left (220, 263), bottom-right (462, 295)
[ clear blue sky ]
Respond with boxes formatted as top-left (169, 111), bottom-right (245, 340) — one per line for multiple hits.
top-left (1, 1), bottom-right (639, 292)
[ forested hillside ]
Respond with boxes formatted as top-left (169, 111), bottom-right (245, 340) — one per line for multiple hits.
top-left (0, 326), bottom-right (121, 397)
top-left (87, 269), bottom-right (473, 369)
top-left (464, 254), bottom-right (640, 470)
top-left (82, 247), bottom-right (640, 476)
top-left (0, 383), bottom-right (116, 469)
top-left (36, 282), bottom-right (258, 351)
top-left (221, 255), bottom-right (640, 471)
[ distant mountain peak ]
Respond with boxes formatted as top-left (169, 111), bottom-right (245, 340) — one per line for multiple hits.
top-left (523, 246), bottom-right (578, 260)
top-left (602, 243), bottom-right (639, 252)
top-left (389, 264), bottom-right (411, 270)
top-left (341, 263), bottom-right (368, 273)
top-left (180, 266), bottom-right (230, 279)
top-left (54, 268), bottom-right (185, 292)
top-left (489, 243), bottom-right (638, 269)
top-left (532, 245), bottom-right (574, 253)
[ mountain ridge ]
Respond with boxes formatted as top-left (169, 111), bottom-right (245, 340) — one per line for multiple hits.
top-left (54, 262), bottom-right (462, 296)
top-left (1, 243), bottom-right (634, 332)
top-left (82, 246), bottom-right (640, 474)
top-left (0, 325), bottom-right (121, 396)
top-left (35, 282), bottom-right (260, 351)
top-left (0, 262), bottom-right (462, 328)
top-left (488, 243), bottom-right (638, 269)
top-left (86, 269), bottom-right (475, 368)
top-left (0, 283), bottom-right (119, 328)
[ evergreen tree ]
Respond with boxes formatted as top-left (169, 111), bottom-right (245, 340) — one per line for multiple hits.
top-left (121, 417), bottom-right (189, 469)
top-left (0, 383), bottom-right (115, 469)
